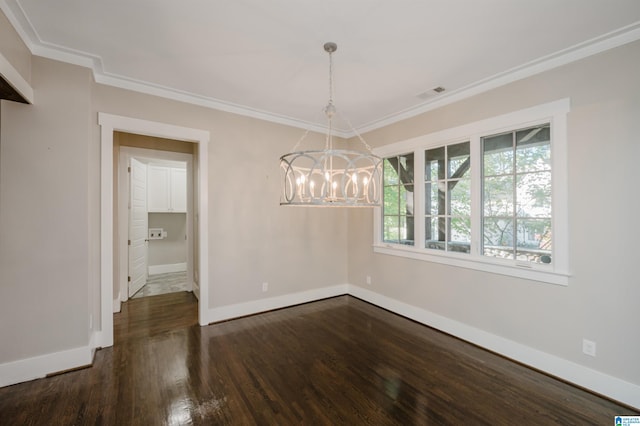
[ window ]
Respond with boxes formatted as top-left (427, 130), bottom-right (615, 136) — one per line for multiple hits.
top-left (482, 124), bottom-right (551, 264)
top-left (383, 153), bottom-right (414, 245)
top-left (373, 99), bottom-right (569, 285)
top-left (425, 142), bottom-right (471, 253)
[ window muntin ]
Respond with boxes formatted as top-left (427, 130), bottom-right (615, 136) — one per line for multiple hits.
top-left (482, 124), bottom-right (552, 264)
top-left (425, 142), bottom-right (471, 253)
top-left (383, 153), bottom-right (414, 245)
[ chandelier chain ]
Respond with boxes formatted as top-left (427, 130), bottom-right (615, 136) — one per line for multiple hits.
top-left (328, 49), bottom-right (334, 106)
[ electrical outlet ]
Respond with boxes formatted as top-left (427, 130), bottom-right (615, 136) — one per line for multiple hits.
top-left (582, 339), bottom-right (596, 357)
top-left (366, 275), bottom-right (372, 285)
top-left (262, 282), bottom-right (268, 292)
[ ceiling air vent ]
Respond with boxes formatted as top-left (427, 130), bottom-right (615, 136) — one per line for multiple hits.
top-left (416, 86), bottom-right (445, 100)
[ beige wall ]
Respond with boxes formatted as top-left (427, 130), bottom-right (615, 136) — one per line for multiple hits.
top-left (148, 213), bottom-right (187, 267)
top-left (117, 131), bottom-right (195, 154)
top-left (0, 57), bottom-right (92, 362)
top-left (348, 40), bottom-right (640, 386)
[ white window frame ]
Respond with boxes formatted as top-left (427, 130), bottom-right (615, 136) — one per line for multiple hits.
top-left (373, 99), bottom-right (570, 285)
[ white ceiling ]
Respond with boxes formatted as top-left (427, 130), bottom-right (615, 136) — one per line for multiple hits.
top-left (3, 0), bottom-right (640, 134)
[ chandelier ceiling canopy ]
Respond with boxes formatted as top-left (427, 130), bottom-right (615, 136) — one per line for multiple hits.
top-left (279, 42), bottom-right (382, 207)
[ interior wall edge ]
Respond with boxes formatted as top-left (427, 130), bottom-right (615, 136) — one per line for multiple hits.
top-left (204, 284), bottom-right (350, 324)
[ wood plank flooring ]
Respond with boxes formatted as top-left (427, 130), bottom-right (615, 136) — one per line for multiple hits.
top-left (0, 293), bottom-right (636, 425)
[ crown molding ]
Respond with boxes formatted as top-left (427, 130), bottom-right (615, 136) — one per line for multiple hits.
top-left (2, 0), bottom-right (639, 138)
top-left (355, 21), bottom-right (640, 136)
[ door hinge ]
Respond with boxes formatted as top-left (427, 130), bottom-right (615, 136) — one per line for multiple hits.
top-left (128, 166), bottom-right (131, 173)
top-left (128, 239), bottom-right (131, 246)
top-left (128, 276), bottom-right (131, 282)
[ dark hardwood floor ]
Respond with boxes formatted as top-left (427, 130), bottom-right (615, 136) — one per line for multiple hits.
top-left (0, 292), bottom-right (636, 425)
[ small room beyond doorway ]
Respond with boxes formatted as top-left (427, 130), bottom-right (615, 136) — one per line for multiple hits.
top-left (115, 132), bottom-right (197, 310)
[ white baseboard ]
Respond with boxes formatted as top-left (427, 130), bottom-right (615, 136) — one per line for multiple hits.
top-left (3, 283), bottom-right (638, 408)
top-left (148, 262), bottom-right (187, 275)
top-left (113, 298), bottom-right (121, 313)
top-left (348, 284), bottom-right (640, 410)
top-left (204, 284), bottom-right (349, 324)
top-left (0, 345), bottom-right (94, 388)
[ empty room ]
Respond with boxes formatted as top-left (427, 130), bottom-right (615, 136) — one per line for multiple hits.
top-left (1, 1), bottom-right (639, 424)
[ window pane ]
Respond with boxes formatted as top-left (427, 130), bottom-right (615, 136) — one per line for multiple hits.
top-left (425, 216), bottom-right (445, 250)
top-left (516, 218), bottom-right (552, 264)
top-left (383, 216), bottom-right (399, 243)
top-left (449, 179), bottom-right (471, 216)
top-left (449, 217), bottom-right (471, 253)
top-left (383, 153), bottom-right (415, 246)
top-left (399, 153), bottom-right (415, 182)
top-left (483, 218), bottom-right (514, 259)
top-left (484, 176), bottom-right (514, 216)
top-left (383, 158), bottom-right (399, 185)
top-left (425, 146), bottom-right (445, 181)
top-left (425, 182), bottom-right (444, 216)
top-left (401, 184), bottom-right (414, 215)
top-left (516, 125), bottom-right (551, 173)
top-left (448, 142), bottom-right (470, 179)
top-left (516, 171), bottom-right (551, 218)
top-left (383, 186), bottom-right (399, 215)
top-left (483, 133), bottom-right (513, 176)
top-left (401, 216), bottom-right (415, 245)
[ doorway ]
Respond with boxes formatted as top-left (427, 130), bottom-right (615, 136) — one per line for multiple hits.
top-left (119, 147), bottom-right (193, 302)
top-left (98, 113), bottom-right (210, 349)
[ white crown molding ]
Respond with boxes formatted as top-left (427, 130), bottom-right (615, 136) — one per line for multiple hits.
top-left (0, 0), bottom-right (640, 138)
top-left (356, 21), bottom-right (640, 135)
top-left (0, 48), bottom-right (33, 103)
top-left (2, 1), bottom-right (639, 137)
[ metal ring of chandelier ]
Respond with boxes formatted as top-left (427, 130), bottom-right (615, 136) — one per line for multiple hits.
top-left (280, 149), bottom-right (381, 206)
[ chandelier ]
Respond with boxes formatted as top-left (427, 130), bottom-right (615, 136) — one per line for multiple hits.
top-left (279, 42), bottom-right (382, 207)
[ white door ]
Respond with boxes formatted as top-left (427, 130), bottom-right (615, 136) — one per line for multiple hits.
top-left (128, 158), bottom-right (148, 297)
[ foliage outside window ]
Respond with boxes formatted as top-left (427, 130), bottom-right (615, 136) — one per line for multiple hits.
top-left (425, 142), bottom-right (471, 253)
top-left (383, 153), bottom-right (414, 245)
top-left (482, 124), bottom-right (551, 264)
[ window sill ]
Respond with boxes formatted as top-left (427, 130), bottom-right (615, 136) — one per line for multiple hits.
top-left (373, 244), bottom-right (569, 286)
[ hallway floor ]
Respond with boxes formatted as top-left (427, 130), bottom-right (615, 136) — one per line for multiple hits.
top-left (131, 271), bottom-right (188, 299)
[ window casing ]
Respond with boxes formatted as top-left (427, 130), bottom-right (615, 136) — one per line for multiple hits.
top-left (373, 100), bottom-right (570, 285)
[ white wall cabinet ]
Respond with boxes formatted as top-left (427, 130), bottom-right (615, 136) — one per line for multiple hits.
top-left (147, 166), bottom-right (187, 212)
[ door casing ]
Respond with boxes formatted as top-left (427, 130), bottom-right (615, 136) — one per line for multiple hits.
top-left (98, 113), bottom-right (210, 349)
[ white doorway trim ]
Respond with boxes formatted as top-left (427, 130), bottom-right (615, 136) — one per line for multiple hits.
top-left (118, 147), bottom-right (194, 308)
top-left (98, 113), bottom-right (210, 348)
